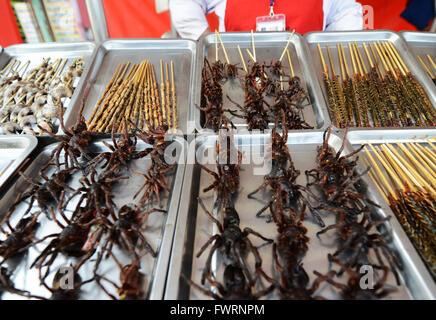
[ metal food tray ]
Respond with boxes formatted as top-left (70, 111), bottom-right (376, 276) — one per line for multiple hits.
top-left (0, 137), bottom-right (185, 300)
top-left (190, 31), bottom-right (329, 133)
top-left (304, 30), bottom-right (436, 131)
top-left (347, 131), bottom-right (436, 295)
top-left (0, 42), bottom-right (96, 135)
top-left (400, 31), bottom-right (436, 84)
top-left (64, 39), bottom-right (197, 135)
top-left (165, 131), bottom-right (433, 300)
top-left (0, 135), bottom-right (37, 191)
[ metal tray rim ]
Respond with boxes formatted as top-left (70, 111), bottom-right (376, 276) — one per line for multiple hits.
top-left (165, 131), bottom-right (436, 300)
top-left (0, 137), bottom-right (185, 300)
top-left (0, 135), bottom-right (38, 191)
top-left (304, 30), bottom-right (436, 133)
top-left (189, 31), bottom-right (331, 135)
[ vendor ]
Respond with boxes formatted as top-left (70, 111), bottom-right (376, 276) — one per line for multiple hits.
top-left (170, 0), bottom-right (363, 40)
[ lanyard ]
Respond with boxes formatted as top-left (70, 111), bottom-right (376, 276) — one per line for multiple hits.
top-left (269, 0), bottom-right (275, 16)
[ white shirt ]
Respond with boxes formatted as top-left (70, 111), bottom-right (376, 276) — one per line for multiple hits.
top-left (169, 0), bottom-right (363, 40)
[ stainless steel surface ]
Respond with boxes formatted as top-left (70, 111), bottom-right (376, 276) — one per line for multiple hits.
top-left (0, 135), bottom-right (37, 191)
top-left (85, 0), bottom-right (109, 43)
top-left (347, 129), bottom-right (436, 145)
top-left (401, 31), bottom-right (436, 85)
top-left (190, 31), bottom-right (330, 134)
top-left (304, 30), bottom-right (436, 131)
top-left (165, 131), bottom-right (431, 300)
top-left (1, 42), bottom-right (96, 135)
top-left (64, 39), bottom-right (196, 135)
top-left (0, 137), bottom-right (185, 300)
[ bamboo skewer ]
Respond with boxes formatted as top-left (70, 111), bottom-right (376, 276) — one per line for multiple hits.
top-left (246, 49), bottom-right (256, 62)
top-left (87, 62), bottom-right (123, 126)
top-left (279, 30), bottom-right (296, 62)
top-left (286, 49), bottom-right (294, 78)
top-left (165, 62), bottom-right (171, 129)
top-left (160, 60), bottom-right (167, 123)
top-left (237, 45), bottom-right (248, 73)
top-left (0, 59), bottom-right (16, 76)
top-left (216, 31), bottom-right (230, 65)
top-left (427, 54), bottom-right (436, 72)
top-left (418, 55), bottom-right (435, 79)
top-left (171, 61), bottom-right (177, 130)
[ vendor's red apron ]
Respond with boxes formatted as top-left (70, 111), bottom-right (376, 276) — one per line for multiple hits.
top-left (224, 0), bottom-right (324, 34)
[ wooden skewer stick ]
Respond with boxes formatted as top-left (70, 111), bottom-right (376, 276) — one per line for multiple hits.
top-left (286, 49), bottom-right (294, 78)
top-left (237, 45), bottom-right (247, 73)
top-left (384, 42), bottom-right (406, 76)
top-left (355, 43), bottom-right (368, 75)
top-left (16, 60), bottom-right (30, 76)
top-left (215, 31), bottom-right (230, 64)
top-left (87, 62), bottom-right (124, 125)
top-left (369, 43), bottom-right (384, 78)
top-left (279, 30), bottom-right (296, 62)
top-left (363, 145), bottom-right (398, 199)
top-left (388, 42), bottom-right (409, 74)
top-left (352, 43), bottom-right (364, 76)
top-left (427, 54), bottom-right (436, 72)
top-left (1, 59), bottom-right (16, 75)
top-left (391, 143), bottom-right (435, 193)
top-left (160, 60), bottom-right (167, 122)
top-left (367, 143), bottom-right (404, 191)
top-left (361, 155), bottom-right (390, 203)
top-left (418, 55), bottom-right (435, 79)
top-left (427, 138), bottom-right (436, 150)
top-left (317, 44), bottom-right (328, 74)
top-left (326, 45), bottom-right (336, 77)
top-left (348, 43), bottom-right (358, 75)
top-left (246, 48), bottom-right (256, 62)
top-left (407, 142), bottom-right (436, 174)
top-left (380, 144), bottom-right (416, 191)
top-left (165, 62), bottom-right (171, 129)
top-left (171, 61), bottom-right (178, 130)
top-left (340, 43), bottom-right (351, 78)
top-left (49, 58), bottom-right (68, 85)
top-left (362, 43), bottom-right (374, 69)
top-left (374, 42), bottom-right (390, 75)
top-left (418, 144), bottom-right (436, 165)
top-left (337, 43), bottom-right (346, 81)
top-left (152, 64), bottom-right (163, 127)
top-left (90, 62), bottom-right (130, 129)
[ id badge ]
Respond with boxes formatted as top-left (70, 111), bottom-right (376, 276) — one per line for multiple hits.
top-left (256, 14), bottom-right (286, 32)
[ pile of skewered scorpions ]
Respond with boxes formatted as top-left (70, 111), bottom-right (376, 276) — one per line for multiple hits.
top-left (187, 119), bottom-right (403, 300)
top-left (199, 58), bottom-right (313, 132)
top-left (0, 107), bottom-right (175, 300)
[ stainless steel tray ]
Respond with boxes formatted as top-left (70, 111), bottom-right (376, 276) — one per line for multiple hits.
top-left (1, 42), bottom-right (96, 135)
top-left (0, 135), bottom-right (37, 191)
top-left (347, 132), bottom-right (436, 297)
top-left (63, 39), bottom-right (197, 135)
top-left (400, 31), bottom-right (436, 84)
top-left (304, 30), bottom-right (436, 131)
top-left (0, 137), bottom-right (185, 300)
top-left (165, 131), bottom-right (432, 300)
top-left (190, 31), bottom-right (330, 133)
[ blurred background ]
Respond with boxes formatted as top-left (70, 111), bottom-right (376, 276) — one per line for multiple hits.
top-left (0, 0), bottom-right (435, 47)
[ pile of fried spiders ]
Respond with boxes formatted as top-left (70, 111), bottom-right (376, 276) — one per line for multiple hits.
top-left (199, 32), bottom-right (313, 132)
top-left (0, 107), bottom-right (175, 300)
top-left (186, 121), bottom-right (403, 300)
